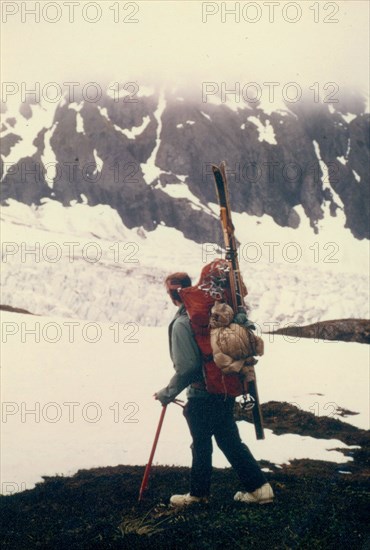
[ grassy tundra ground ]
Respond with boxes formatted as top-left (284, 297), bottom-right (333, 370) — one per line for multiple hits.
top-left (1, 401), bottom-right (369, 550)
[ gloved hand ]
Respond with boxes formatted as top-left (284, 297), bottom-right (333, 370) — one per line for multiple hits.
top-left (153, 390), bottom-right (173, 406)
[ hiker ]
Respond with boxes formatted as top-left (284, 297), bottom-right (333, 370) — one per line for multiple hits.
top-left (154, 269), bottom-right (274, 506)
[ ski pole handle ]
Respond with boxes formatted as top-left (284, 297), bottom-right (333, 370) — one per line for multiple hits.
top-left (138, 404), bottom-right (167, 502)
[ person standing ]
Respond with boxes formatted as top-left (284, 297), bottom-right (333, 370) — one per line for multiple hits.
top-left (155, 271), bottom-right (274, 507)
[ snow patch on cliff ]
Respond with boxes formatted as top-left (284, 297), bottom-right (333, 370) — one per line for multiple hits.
top-left (313, 140), bottom-right (344, 209)
top-left (0, 100), bottom-right (56, 180)
top-left (121, 116), bottom-right (151, 139)
top-left (41, 122), bottom-right (59, 189)
top-left (248, 116), bottom-right (277, 145)
top-left (141, 91), bottom-right (166, 185)
top-left (93, 149), bottom-right (104, 174)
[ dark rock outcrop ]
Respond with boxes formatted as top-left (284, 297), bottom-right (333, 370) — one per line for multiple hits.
top-left (0, 304), bottom-right (34, 315)
top-left (271, 318), bottom-right (370, 344)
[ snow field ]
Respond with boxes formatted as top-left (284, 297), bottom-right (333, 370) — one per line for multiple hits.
top-left (1, 199), bottom-right (369, 327)
top-left (1, 311), bottom-right (368, 494)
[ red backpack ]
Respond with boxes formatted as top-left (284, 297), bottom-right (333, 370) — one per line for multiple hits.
top-left (179, 259), bottom-right (246, 397)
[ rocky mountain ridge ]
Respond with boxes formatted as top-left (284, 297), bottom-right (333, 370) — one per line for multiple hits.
top-left (1, 89), bottom-right (369, 242)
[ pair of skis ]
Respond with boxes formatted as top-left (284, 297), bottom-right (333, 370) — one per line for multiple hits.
top-left (212, 162), bottom-right (265, 440)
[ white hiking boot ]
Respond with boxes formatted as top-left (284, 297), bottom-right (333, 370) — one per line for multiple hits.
top-left (170, 493), bottom-right (209, 507)
top-left (234, 483), bottom-right (274, 504)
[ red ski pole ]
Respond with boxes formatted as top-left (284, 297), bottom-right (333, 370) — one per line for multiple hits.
top-left (138, 404), bottom-right (167, 502)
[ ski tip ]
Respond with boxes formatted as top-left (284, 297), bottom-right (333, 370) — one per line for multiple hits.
top-left (212, 162), bottom-right (227, 172)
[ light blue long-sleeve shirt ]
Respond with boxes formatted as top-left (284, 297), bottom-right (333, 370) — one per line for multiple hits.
top-left (156, 304), bottom-right (206, 405)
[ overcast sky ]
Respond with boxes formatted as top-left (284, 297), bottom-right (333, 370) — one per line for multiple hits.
top-left (1, 1), bottom-right (369, 103)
